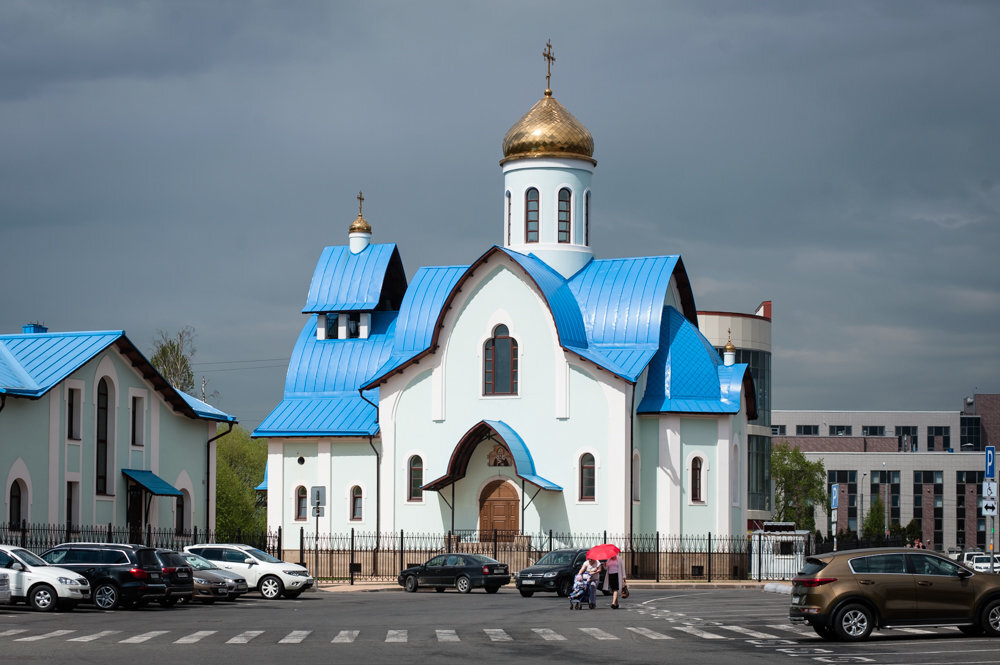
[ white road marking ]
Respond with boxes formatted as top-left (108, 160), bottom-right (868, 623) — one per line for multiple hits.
top-left (766, 624), bottom-right (811, 634)
top-left (385, 629), bottom-right (407, 642)
top-left (532, 628), bottom-right (567, 641)
top-left (672, 625), bottom-right (727, 639)
top-left (278, 630), bottom-right (311, 644)
top-left (15, 630), bottom-right (75, 642)
top-left (484, 628), bottom-right (512, 641)
top-left (436, 629), bottom-right (460, 642)
top-left (626, 626), bottom-right (673, 640)
top-left (579, 627), bottom-right (619, 640)
top-left (119, 630), bottom-right (169, 644)
top-left (68, 630), bottom-right (121, 642)
top-left (720, 625), bottom-right (779, 639)
top-left (175, 631), bottom-right (217, 644)
top-left (227, 630), bottom-right (264, 644)
top-left (895, 627), bottom-right (935, 634)
top-left (0, 630), bottom-right (28, 638)
top-left (332, 630), bottom-right (359, 643)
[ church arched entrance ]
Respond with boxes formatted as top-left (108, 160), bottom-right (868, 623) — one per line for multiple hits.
top-left (478, 479), bottom-right (518, 535)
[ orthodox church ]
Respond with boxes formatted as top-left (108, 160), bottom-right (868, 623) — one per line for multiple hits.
top-left (254, 48), bottom-right (757, 538)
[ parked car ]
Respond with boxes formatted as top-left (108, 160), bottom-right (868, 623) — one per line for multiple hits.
top-left (398, 553), bottom-right (511, 593)
top-left (152, 549), bottom-right (194, 607)
top-left (971, 555), bottom-right (1000, 573)
top-left (963, 549), bottom-right (985, 566)
top-left (0, 572), bottom-right (11, 605)
top-left (790, 547), bottom-right (1000, 641)
top-left (184, 544), bottom-right (313, 599)
top-left (180, 552), bottom-right (249, 601)
top-left (515, 548), bottom-right (607, 597)
top-left (0, 544), bottom-right (91, 611)
top-left (40, 543), bottom-right (167, 610)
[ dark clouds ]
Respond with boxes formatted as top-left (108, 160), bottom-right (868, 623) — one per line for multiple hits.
top-left (2, 1), bottom-right (998, 427)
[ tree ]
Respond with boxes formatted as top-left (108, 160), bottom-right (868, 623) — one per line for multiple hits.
top-left (215, 425), bottom-right (267, 537)
top-left (771, 441), bottom-right (826, 532)
top-left (150, 327), bottom-right (196, 394)
top-left (862, 494), bottom-right (886, 540)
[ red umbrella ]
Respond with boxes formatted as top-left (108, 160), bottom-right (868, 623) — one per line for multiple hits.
top-left (586, 543), bottom-right (620, 560)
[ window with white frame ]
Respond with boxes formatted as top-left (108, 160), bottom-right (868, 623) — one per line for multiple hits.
top-left (295, 486), bottom-right (307, 520)
top-left (691, 457), bottom-right (704, 503)
top-left (67, 386), bottom-right (82, 440)
top-left (350, 486), bottom-right (363, 520)
top-left (131, 394), bottom-right (145, 446)
top-left (408, 456), bottom-right (423, 502)
top-left (580, 453), bottom-right (595, 501)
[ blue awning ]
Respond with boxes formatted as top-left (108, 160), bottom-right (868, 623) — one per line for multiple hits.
top-left (121, 469), bottom-right (183, 497)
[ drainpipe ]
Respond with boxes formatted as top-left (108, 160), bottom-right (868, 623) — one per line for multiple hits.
top-left (205, 421), bottom-right (235, 530)
top-left (359, 389), bottom-right (381, 552)
top-left (629, 382), bottom-right (636, 536)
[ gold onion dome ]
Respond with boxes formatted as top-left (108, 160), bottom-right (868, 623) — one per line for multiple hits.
top-left (724, 339), bottom-right (736, 353)
top-left (349, 191), bottom-right (372, 233)
top-left (501, 89), bottom-right (596, 166)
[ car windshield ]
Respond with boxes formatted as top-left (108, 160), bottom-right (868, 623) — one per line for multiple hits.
top-left (182, 554), bottom-right (218, 571)
top-left (246, 547), bottom-right (283, 564)
top-left (535, 551), bottom-right (575, 566)
top-left (13, 549), bottom-right (48, 567)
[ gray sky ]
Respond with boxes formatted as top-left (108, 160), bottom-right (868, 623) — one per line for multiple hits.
top-left (3, 1), bottom-right (998, 430)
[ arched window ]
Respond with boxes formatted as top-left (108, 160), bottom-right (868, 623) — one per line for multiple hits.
top-left (631, 452), bottom-right (641, 502)
top-left (408, 456), bottom-right (423, 501)
top-left (505, 190), bottom-right (512, 246)
top-left (580, 453), bottom-right (595, 501)
top-left (483, 324), bottom-right (518, 395)
top-left (9, 481), bottom-right (22, 527)
top-left (584, 190), bottom-right (590, 245)
top-left (691, 457), bottom-right (703, 502)
top-left (96, 378), bottom-right (110, 495)
top-left (295, 486), bottom-right (307, 520)
top-left (525, 188), bottom-right (539, 243)
top-left (558, 188), bottom-right (571, 243)
top-left (175, 491), bottom-right (187, 535)
top-left (350, 486), bottom-right (363, 520)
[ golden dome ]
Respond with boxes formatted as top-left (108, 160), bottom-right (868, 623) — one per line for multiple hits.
top-left (724, 339), bottom-right (736, 353)
top-left (349, 214), bottom-right (371, 234)
top-left (501, 90), bottom-right (596, 166)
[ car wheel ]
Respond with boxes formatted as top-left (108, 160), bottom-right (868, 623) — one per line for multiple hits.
top-left (259, 575), bottom-right (284, 600)
top-left (93, 583), bottom-right (120, 611)
top-left (813, 624), bottom-right (837, 641)
top-left (484, 585), bottom-right (500, 594)
top-left (982, 599), bottom-right (1000, 637)
top-left (158, 598), bottom-right (178, 608)
top-left (283, 590), bottom-right (302, 599)
top-left (519, 589), bottom-right (535, 598)
top-left (404, 575), bottom-right (418, 593)
top-left (833, 603), bottom-right (874, 641)
top-left (28, 584), bottom-right (57, 612)
top-left (435, 587), bottom-right (445, 593)
top-left (959, 624), bottom-right (984, 636)
top-left (456, 576), bottom-right (472, 594)
top-left (557, 578), bottom-right (572, 597)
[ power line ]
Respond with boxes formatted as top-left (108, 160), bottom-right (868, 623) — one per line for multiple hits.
top-left (192, 357), bottom-right (287, 367)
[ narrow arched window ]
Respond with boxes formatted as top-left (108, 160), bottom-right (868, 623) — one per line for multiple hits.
top-left (691, 457), bottom-right (703, 502)
top-left (525, 188), bottom-right (539, 243)
top-left (9, 482), bottom-right (22, 526)
top-left (483, 324), bottom-right (518, 395)
top-left (505, 190), bottom-right (512, 246)
top-left (580, 453), bottom-right (596, 501)
top-left (558, 188), bottom-right (571, 243)
top-left (350, 486), bottom-right (363, 520)
top-left (96, 378), bottom-right (109, 495)
top-left (295, 486), bottom-right (307, 520)
top-left (584, 191), bottom-right (590, 245)
top-left (408, 456), bottom-right (423, 501)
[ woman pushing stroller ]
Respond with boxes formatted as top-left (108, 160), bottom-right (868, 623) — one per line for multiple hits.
top-left (570, 557), bottom-right (602, 609)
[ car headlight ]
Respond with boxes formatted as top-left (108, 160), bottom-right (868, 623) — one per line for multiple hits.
top-left (544, 571), bottom-right (558, 577)
top-left (284, 570), bottom-right (308, 577)
top-left (57, 577), bottom-right (77, 585)
top-left (194, 578), bottom-right (210, 585)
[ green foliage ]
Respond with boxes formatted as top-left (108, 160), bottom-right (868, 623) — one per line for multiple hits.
top-left (862, 494), bottom-right (886, 540)
top-left (771, 441), bottom-right (826, 532)
top-left (150, 327), bottom-right (196, 394)
top-left (904, 518), bottom-right (923, 544)
top-left (215, 425), bottom-right (267, 536)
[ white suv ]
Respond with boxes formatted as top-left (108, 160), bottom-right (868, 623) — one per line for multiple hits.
top-left (184, 544), bottom-right (313, 599)
top-left (0, 544), bottom-right (91, 611)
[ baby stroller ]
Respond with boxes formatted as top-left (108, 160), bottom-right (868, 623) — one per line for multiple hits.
top-left (569, 572), bottom-right (596, 609)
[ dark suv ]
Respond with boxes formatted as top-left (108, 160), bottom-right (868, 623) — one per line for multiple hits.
top-left (515, 548), bottom-right (608, 598)
top-left (40, 543), bottom-right (167, 610)
top-left (153, 549), bottom-right (194, 606)
top-left (790, 547), bottom-right (1000, 641)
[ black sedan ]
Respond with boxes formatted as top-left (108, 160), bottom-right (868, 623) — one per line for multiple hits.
top-left (398, 553), bottom-right (511, 593)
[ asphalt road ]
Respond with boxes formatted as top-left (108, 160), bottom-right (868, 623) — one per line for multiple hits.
top-left (0, 586), bottom-right (998, 665)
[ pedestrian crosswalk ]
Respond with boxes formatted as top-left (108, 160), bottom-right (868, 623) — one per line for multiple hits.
top-left (0, 624), bottom-right (966, 645)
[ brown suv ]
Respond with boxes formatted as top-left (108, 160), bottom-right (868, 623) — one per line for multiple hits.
top-left (790, 547), bottom-right (1000, 641)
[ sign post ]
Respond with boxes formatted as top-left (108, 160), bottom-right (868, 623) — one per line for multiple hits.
top-left (831, 484), bottom-right (839, 552)
top-left (311, 486), bottom-right (326, 576)
top-left (987, 447), bottom-right (996, 573)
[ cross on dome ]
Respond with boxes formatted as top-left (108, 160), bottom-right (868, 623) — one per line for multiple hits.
top-left (543, 40), bottom-right (555, 95)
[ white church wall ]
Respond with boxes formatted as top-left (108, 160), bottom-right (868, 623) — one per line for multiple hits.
top-left (680, 417), bottom-right (718, 534)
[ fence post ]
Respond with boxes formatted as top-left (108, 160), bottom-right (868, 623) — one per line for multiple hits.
top-left (707, 532), bottom-right (712, 583)
top-left (655, 531), bottom-right (660, 583)
top-left (350, 527), bottom-right (355, 586)
top-left (299, 526), bottom-right (305, 566)
top-left (65, 520), bottom-right (70, 543)
top-left (399, 529), bottom-right (404, 576)
top-left (603, 529), bottom-right (607, 545)
top-left (107, 522), bottom-right (113, 543)
top-left (757, 532), bottom-right (763, 582)
top-left (277, 525), bottom-right (283, 557)
top-left (493, 529), bottom-right (498, 561)
top-left (20, 520), bottom-right (27, 548)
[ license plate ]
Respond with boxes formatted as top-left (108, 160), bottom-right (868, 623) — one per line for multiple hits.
top-left (496, 567), bottom-right (507, 573)
top-left (151, 573), bottom-right (160, 580)
top-left (178, 572), bottom-right (188, 578)
top-left (791, 595), bottom-right (803, 605)
top-left (522, 579), bottom-right (535, 585)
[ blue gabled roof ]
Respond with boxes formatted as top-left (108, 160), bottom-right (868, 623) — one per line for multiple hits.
top-left (483, 420), bottom-right (562, 490)
top-left (637, 307), bottom-right (749, 414)
top-left (254, 393), bottom-right (379, 437)
top-left (302, 243), bottom-right (404, 313)
top-left (0, 329), bottom-right (236, 423)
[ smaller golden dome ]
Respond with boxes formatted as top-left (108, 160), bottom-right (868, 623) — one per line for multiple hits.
top-left (501, 90), bottom-right (595, 165)
top-left (724, 339), bottom-right (736, 353)
top-left (349, 191), bottom-right (372, 234)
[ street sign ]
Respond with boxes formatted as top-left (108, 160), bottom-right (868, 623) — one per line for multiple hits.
top-left (312, 506), bottom-right (324, 517)
top-left (831, 484), bottom-right (839, 509)
top-left (986, 480), bottom-right (998, 501)
top-left (984, 501), bottom-right (998, 517)
top-left (987, 446), bottom-right (996, 479)
top-left (311, 486), bottom-right (326, 507)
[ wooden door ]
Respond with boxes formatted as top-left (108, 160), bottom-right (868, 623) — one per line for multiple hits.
top-left (478, 480), bottom-right (518, 536)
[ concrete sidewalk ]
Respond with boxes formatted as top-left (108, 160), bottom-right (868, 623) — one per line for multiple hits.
top-left (315, 580), bottom-right (786, 593)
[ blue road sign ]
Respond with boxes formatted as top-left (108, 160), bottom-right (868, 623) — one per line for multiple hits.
top-left (987, 446), bottom-right (995, 479)
top-left (831, 484), bottom-right (839, 509)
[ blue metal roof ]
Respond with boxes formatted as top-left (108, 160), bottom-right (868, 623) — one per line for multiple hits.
top-left (483, 420), bottom-right (562, 490)
top-left (637, 307), bottom-right (749, 414)
top-left (302, 243), bottom-right (405, 313)
top-left (121, 468), bottom-right (183, 497)
top-left (254, 393), bottom-right (379, 437)
top-left (254, 463), bottom-right (268, 491)
top-left (177, 391), bottom-right (238, 423)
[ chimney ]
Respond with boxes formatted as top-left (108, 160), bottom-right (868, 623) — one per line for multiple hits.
top-left (22, 323), bottom-right (48, 334)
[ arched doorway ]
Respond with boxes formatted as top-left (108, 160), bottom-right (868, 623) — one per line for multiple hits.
top-left (478, 479), bottom-right (518, 535)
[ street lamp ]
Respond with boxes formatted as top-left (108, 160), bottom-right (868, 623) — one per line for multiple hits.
top-left (883, 462), bottom-right (889, 537)
top-left (859, 471), bottom-right (867, 539)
